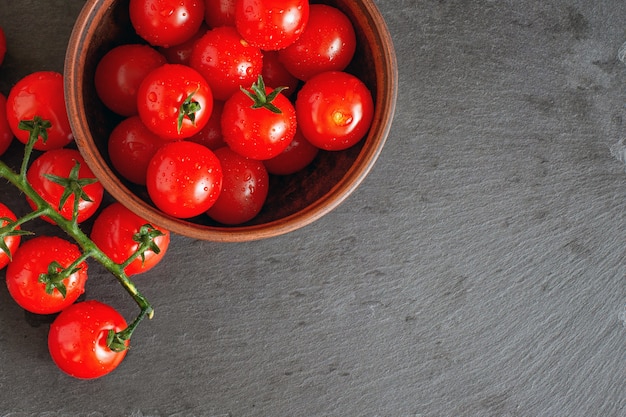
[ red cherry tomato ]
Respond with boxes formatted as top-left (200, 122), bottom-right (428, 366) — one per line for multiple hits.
top-left (207, 147), bottom-right (269, 225)
top-left (146, 141), bottom-right (223, 218)
top-left (0, 93), bottom-right (13, 156)
top-left (235, 0), bottom-right (309, 51)
top-left (48, 300), bottom-right (128, 379)
top-left (6, 71), bottom-right (73, 150)
top-left (108, 116), bottom-right (170, 185)
top-left (296, 71), bottom-right (374, 151)
top-left (278, 4), bottom-right (356, 81)
top-left (263, 128), bottom-right (319, 175)
top-left (0, 27), bottom-right (6, 66)
top-left (204, 0), bottom-right (236, 27)
top-left (95, 44), bottom-right (167, 116)
top-left (189, 26), bottom-right (263, 101)
top-left (0, 203), bottom-right (21, 270)
top-left (188, 100), bottom-right (226, 150)
top-left (158, 24), bottom-right (208, 66)
top-left (91, 202), bottom-right (170, 276)
top-left (261, 51), bottom-right (299, 98)
top-left (26, 149), bottom-right (104, 224)
top-left (137, 63), bottom-right (213, 140)
top-left (129, 0), bottom-right (205, 47)
top-left (221, 76), bottom-right (297, 160)
top-left (6, 236), bottom-right (88, 315)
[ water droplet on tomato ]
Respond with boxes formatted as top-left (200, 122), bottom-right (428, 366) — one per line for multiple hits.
top-left (148, 92), bottom-right (158, 102)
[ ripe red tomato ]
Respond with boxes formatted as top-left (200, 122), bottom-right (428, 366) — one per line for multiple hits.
top-left (221, 76), bottom-right (297, 160)
top-left (0, 93), bottom-right (13, 156)
top-left (95, 44), bottom-right (167, 117)
top-left (6, 71), bottom-right (73, 150)
top-left (0, 27), bottom-right (6, 66)
top-left (26, 149), bottom-right (104, 224)
top-left (108, 116), bottom-right (170, 185)
top-left (207, 147), bottom-right (269, 225)
top-left (278, 4), bottom-right (356, 81)
top-left (296, 71), bottom-right (374, 151)
top-left (188, 100), bottom-right (226, 150)
top-left (137, 63), bottom-right (213, 140)
top-left (158, 24), bottom-right (208, 66)
top-left (261, 51), bottom-right (299, 98)
top-left (129, 0), bottom-right (205, 47)
top-left (91, 202), bottom-right (170, 276)
top-left (263, 128), bottom-right (319, 175)
top-left (48, 300), bottom-right (128, 379)
top-left (235, 0), bottom-right (309, 51)
top-left (204, 0), bottom-right (236, 27)
top-left (146, 141), bottom-right (223, 218)
top-left (0, 203), bottom-right (21, 270)
top-left (6, 236), bottom-right (88, 315)
top-left (189, 25), bottom-right (263, 101)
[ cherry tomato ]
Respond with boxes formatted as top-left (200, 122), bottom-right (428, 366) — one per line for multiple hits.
top-left (189, 25), bottom-right (263, 101)
top-left (207, 147), bottom-right (269, 225)
top-left (6, 236), bottom-right (88, 315)
top-left (95, 44), bottom-right (167, 117)
top-left (235, 0), bottom-right (309, 51)
top-left (0, 93), bottom-right (13, 156)
top-left (0, 27), bottom-right (6, 66)
top-left (129, 0), bottom-right (205, 47)
top-left (261, 51), bottom-right (299, 98)
top-left (158, 24), bottom-right (208, 66)
top-left (108, 116), bottom-right (170, 185)
top-left (48, 300), bottom-right (128, 379)
top-left (137, 63), bottom-right (213, 140)
top-left (204, 0), bottom-right (236, 27)
top-left (221, 76), bottom-right (297, 160)
top-left (188, 100), bottom-right (226, 150)
top-left (26, 149), bottom-right (104, 224)
top-left (0, 203), bottom-right (21, 270)
top-left (91, 202), bottom-right (170, 276)
top-left (146, 141), bottom-right (223, 218)
top-left (6, 71), bottom-right (73, 150)
top-left (278, 4), bottom-right (356, 81)
top-left (263, 128), bottom-right (319, 175)
top-left (296, 71), bottom-right (374, 151)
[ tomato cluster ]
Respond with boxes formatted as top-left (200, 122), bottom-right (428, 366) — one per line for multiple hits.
top-left (98, 0), bottom-right (374, 224)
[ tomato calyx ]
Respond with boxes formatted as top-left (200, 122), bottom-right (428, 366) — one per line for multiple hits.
top-left (127, 224), bottom-right (165, 268)
top-left (44, 161), bottom-right (99, 223)
top-left (178, 87), bottom-right (202, 134)
top-left (0, 217), bottom-right (31, 261)
top-left (38, 260), bottom-right (82, 298)
top-left (18, 116), bottom-right (52, 145)
top-left (240, 75), bottom-right (288, 114)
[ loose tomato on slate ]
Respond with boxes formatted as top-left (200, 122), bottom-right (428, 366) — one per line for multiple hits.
top-left (278, 4), bottom-right (356, 81)
top-left (296, 70), bottom-right (374, 151)
top-left (129, 0), bottom-right (205, 47)
top-left (95, 44), bottom-right (167, 117)
top-left (91, 202), bottom-right (170, 276)
top-left (0, 93), bottom-right (12, 156)
top-left (263, 128), bottom-right (319, 175)
top-left (207, 147), bottom-right (269, 225)
top-left (48, 300), bottom-right (129, 379)
top-left (137, 63), bottom-right (213, 140)
top-left (108, 115), bottom-right (170, 185)
top-left (6, 236), bottom-right (88, 315)
top-left (26, 148), bottom-right (104, 224)
top-left (6, 71), bottom-right (73, 150)
top-left (221, 76), bottom-right (297, 160)
top-left (146, 140), bottom-right (223, 218)
top-left (235, 0), bottom-right (309, 51)
top-left (189, 25), bottom-right (263, 101)
top-left (0, 203), bottom-right (21, 270)
top-left (0, 27), bottom-right (6, 66)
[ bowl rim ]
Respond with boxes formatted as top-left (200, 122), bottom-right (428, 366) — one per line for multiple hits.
top-left (65, 0), bottom-right (398, 242)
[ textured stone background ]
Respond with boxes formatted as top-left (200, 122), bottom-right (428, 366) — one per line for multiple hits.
top-left (1, 0), bottom-right (625, 416)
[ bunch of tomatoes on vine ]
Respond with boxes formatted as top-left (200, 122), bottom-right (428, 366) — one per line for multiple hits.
top-left (0, 0), bottom-right (373, 379)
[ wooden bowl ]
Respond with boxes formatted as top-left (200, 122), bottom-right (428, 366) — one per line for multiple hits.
top-left (65, 0), bottom-right (397, 242)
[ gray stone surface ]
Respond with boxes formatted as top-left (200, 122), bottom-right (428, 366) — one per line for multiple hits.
top-left (1, 0), bottom-right (625, 416)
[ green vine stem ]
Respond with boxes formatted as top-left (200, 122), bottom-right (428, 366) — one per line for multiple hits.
top-left (0, 119), bottom-right (155, 347)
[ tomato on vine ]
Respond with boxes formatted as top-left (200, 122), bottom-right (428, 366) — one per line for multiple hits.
top-left (26, 148), bottom-right (104, 224)
top-left (6, 71), bottom-right (73, 150)
top-left (48, 300), bottom-right (129, 379)
top-left (5, 236), bottom-right (88, 315)
top-left (0, 93), bottom-right (13, 156)
top-left (91, 202), bottom-right (170, 276)
top-left (129, 0), bottom-right (205, 47)
top-left (221, 75), bottom-right (297, 160)
top-left (235, 0), bottom-right (309, 51)
top-left (0, 203), bottom-right (23, 270)
top-left (137, 63), bottom-right (214, 140)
